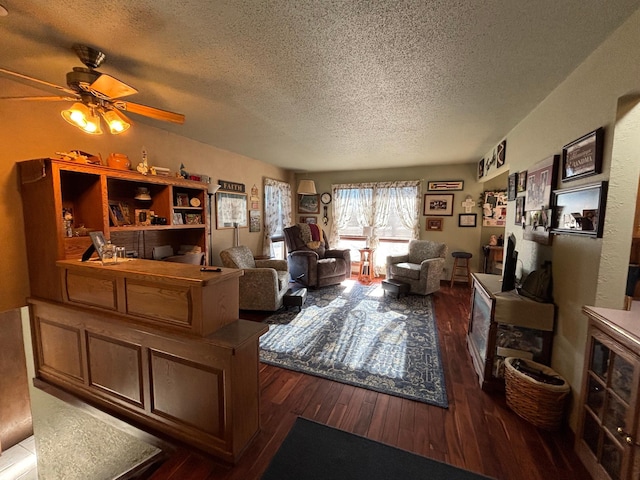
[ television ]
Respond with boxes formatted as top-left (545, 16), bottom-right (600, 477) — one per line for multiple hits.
top-left (502, 233), bottom-right (518, 292)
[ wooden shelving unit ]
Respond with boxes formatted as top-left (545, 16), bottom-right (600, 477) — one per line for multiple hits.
top-left (19, 158), bottom-right (209, 301)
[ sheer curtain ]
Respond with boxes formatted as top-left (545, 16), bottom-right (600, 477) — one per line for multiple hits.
top-left (332, 181), bottom-right (420, 273)
top-left (330, 186), bottom-right (356, 247)
top-left (263, 178), bottom-right (291, 257)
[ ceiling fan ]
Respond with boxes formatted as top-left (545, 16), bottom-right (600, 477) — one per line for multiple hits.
top-left (0, 44), bottom-right (185, 135)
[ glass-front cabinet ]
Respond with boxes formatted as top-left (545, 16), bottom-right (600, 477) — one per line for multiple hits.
top-left (467, 273), bottom-right (555, 391)
top-left (577, 306), bottom-right (640, 480)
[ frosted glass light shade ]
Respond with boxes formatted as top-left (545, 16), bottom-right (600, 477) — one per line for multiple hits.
top-left (61, 103), bottom-right (103, 135)
top-left (101, 109), bottom-right (130, 134)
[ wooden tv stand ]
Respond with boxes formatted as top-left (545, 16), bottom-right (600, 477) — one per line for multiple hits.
top-left (28, 260), bottom-right (267, 463)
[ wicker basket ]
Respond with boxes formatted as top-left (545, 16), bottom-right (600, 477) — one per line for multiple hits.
top-left (504, 357), bottom-right (570, 431)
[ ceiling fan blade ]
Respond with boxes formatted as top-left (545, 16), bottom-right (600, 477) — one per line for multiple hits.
top-left (0, 95), bottom-right (77, 101)
top-left (0, 67), bottom-right (78, 95)
top-left (115, 100), bottom-right (185, 124)
top-left (90, 73), bottom-right (138, 99)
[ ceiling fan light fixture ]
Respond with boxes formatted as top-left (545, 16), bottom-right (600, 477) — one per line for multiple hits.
top-left (62, 103), bottom-right (102, 134)
top-left (101, 109), bottom-right (130, 134)
top-left (81, 109), bottom-right (103, 135)
top-left (61, 102), bottom-right (91, 128)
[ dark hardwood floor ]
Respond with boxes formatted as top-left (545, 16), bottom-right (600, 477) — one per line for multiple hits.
top-left (148, 280), bottom-right (591, 480)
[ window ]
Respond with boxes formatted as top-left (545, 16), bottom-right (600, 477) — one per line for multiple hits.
top-left (331, 181), bottom-right (420, 272)
top-left (264, 179), bottom-right (291, 259)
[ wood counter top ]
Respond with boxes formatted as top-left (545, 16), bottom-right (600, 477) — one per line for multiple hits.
top-left (582, 304), bottom-right (640, 348)
top-left (56, 258), bottom-right (242, 287)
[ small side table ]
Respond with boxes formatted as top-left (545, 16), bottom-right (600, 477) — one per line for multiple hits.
top-left (357, 248), bottom-right (375, 284)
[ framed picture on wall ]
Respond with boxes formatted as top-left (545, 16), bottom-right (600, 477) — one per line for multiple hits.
top-left (298, 194), bottom-right (320, 214)
top-left (426, 218), bottom-right (443, 231)
top-left (508, 173), bottom-right (517, 201)
top-left (525, 155), bottom-right (559, 212)
top-left (424, 194), bottom-right (454, 216)
top-left (249, 210), bottom-right (261, 232)
top-left (458, 213), bottom-right (477, 227)
top-left (515, 197), bottom-right (525, 226)
top-left (427, 180), bottom-right (464, 191)
top-left (562, 127), bottom-right (604, 182)
top-left (517, 170), bottom-right (527, 193)
top-left (216, 191), bottom-right (248, 228)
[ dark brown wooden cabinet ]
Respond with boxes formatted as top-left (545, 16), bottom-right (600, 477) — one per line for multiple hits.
top-left (577, 305), bottom-right (640, 480)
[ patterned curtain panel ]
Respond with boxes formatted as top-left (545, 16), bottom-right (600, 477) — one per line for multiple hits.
top-left (332, 181), bottom-right (420, 272)
top-left (330, 185), bottom-right (356, 247)
top-left (263, 178), bottom-right (292, 256)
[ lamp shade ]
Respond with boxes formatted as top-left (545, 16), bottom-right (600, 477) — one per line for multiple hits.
top-left (297, 179), bottom-right (317, 195)
top-left (61, 102), bottom-right (91, 128)
top-left (101, 109), bottom-right (131, 134)
top-left (61, 103), bottom-right (103, 135)
top-left (208, 182), bottom-right (221, 195)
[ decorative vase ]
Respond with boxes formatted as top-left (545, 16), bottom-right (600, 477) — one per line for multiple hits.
top-left (107, 153), bottom-right (131, 170)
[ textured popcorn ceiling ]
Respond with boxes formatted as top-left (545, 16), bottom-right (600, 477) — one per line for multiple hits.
top-left (0, 1), bottom-right (639, 171)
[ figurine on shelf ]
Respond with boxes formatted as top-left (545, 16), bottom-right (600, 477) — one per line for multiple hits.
top-left (136, 161), bottom-right (149, 175)
top-left (137, 147), bottom-right (149, 175)
top-left (179, 163), bottom-right (188, 179)
top-left (62, 208), bottom-right (73, 237)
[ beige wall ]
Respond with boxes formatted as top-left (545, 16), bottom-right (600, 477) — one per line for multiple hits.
top-left (0, 93), bottom-right (291, 311)
top-left (296, 162), bottom-right (486, 278)
top-left (502, 9), bottom-right (640, 429)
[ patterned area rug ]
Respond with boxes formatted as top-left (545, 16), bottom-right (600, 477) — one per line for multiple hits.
top-left (260, 280), bottom-right (448, 408)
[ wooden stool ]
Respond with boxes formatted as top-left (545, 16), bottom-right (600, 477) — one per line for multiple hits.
top-left (450, 251), bottom-right (472, 287)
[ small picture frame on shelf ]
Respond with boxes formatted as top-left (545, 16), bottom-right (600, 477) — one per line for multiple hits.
top-left (458, 213), bottom-right (477, 227)
top-left (119, 202), bottom-right (132, 224)
top-left (172, 212), bottom-right (183, 225)
top-left (108, 202), bottom-right (129, 226)
top-left (300, 216), bottom-right (317, 224)
top-left (426, 218), bottom-right (443, 231)
top-left (184, 213), bottom-right (202, 225)
top-left (89, 231), bottom-right (107, 259)
top-left (135, 209), bottom-right (153, 226)
top-left (176, 193), bottom-right (189, 207)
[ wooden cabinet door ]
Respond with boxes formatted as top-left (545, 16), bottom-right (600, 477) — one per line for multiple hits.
top-left (577, 328), bottom-right (640, 480)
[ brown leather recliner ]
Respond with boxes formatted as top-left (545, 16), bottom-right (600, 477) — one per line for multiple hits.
top-left (283, 224), bottom-right (351, 288)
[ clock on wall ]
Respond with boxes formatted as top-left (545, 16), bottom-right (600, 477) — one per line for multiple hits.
top-left (321, 192), bottom-right (332, 204)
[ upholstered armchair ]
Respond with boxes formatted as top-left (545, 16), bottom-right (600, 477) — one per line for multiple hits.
top-left (386, 240), bottom-right (447, 295)
top-left (220, 245), bottom-right (290, 311)
top-left (283, 224), bottom-right (351, 288)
